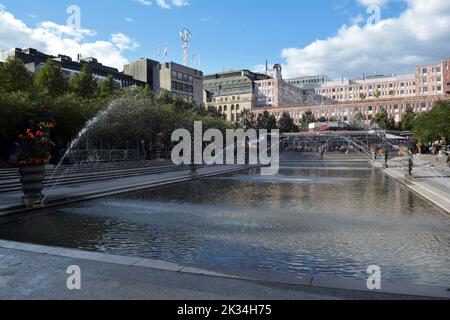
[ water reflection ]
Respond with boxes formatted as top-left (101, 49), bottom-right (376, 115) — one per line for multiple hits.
top-left (0, 160), bottom-right (448, 286)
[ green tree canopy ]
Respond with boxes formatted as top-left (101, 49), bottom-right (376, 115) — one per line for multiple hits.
top-left (278, 112), bottom-right (299, 133)
top-left (300, 111), bottom-right (316, 131)
top-left (0, 57), bottom-right (34, 93)
top-left (256, 111), bottom-right (277, 130)
top-left (413, 100), bottom-right (450, 143)
top-left (238, 109), bottom-right (256, 130)
top-left (399, 106), bottom-right (416, 131)
top-left (98, 75), bottom-right (117, 98)
top-left (34, 59), bottom-right (68, 97)
top-left (350, 111), bottom-right (365, 128)
top-left (70, 63), bottom-right (98, 98)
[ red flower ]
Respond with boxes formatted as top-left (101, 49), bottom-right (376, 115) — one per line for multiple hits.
top-left (19, 134), bottom-right (24, 139)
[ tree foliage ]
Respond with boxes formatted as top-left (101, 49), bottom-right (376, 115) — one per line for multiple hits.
top-left (0, 57), bottom-right (34, 93)
top-left (349, 111), bottom-right (365, 128)
top-left (413, 100), bottom-right (450, 143)
top-left (70, 63), bottom-right (98, 98)
top-left (399, 106), bottom-right (416, 131)
top-left (256, 111), bottom-right (277, 130)
top-left (372, 109), bottom-right (397, 130)
top-left (34, 59), bottom-right (68, 97)
top-left (278, 112), bottom-right (299, 133)
top-left (300, 111), bottom-right (316, 131)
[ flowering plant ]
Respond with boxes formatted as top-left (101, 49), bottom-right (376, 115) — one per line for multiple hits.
top-left (17, 126), bottom-right (55, 166)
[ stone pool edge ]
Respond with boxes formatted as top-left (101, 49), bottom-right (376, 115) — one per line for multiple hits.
top-left (0, 240), bottom-right (448, 300)
top-left (371, 161), bottom-right (450, 215)
top-left (0, 165), bottom-right (260, 217)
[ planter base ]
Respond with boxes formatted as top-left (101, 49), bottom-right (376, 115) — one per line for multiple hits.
top-left (19, 164), bottom-right (46, 209)
top-left (21, 195), bottom-right (46, 209)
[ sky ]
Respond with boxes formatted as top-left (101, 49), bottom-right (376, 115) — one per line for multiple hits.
top-left (0, 0), bottom-right (449, 79)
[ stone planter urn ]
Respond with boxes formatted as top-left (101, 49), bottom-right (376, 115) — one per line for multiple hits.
top-left (19, 164), bottom-right (46, 208)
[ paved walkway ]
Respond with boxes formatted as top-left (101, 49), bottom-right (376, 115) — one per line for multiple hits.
top-left (1, 241), bottom-right (443, 300)
top-left (376, 156), bottom-right (450, 214)
top-left (0, 165), bottom-right (251, 215)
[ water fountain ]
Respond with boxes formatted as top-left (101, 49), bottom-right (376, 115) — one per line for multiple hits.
top-left (42, 92), bottom-right (143, 202)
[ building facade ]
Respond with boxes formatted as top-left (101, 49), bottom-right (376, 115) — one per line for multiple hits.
top-left (0, 48), bottom-right (143, 87)
top-left (203, 69), bottom-right (270, 122)
top-left (314, 59), bottom-right (450, 103)
top-left (203, 66), bottom-right (315, 122)
top-left (286, 75), bottom-right (328, 89)
top-left (254, 59), bottom-right (450, 124)
top-left (123, 59), bottom-right (204, 105)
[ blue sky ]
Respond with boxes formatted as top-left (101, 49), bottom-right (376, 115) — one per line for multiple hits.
top-left (0, 0), bottom-right (449, 78)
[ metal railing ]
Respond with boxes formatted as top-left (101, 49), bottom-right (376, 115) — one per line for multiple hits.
top-left (66, 149), bottom-right (144, 163)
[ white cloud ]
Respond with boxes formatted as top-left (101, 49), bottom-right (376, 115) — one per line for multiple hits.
top-left (357, 0), bottom-right (390, 7)
top-left (0, 6), bottom-right (139, 70)
top-left (125, 17), bottom-right (135, 23)
top-left (111, 33), bottom-right (140, 51)
top-left (172, 0), bottom-right (189, 7)
top-left (280, 0), bottom-right (450, 79)
top-left (156, 0), bottom-right (171, 9)
top-left (136, 0), bottom-right (152, 6)
top-left (135, 0), bottom-right (189, 9)
top-left (349, 14), bottom-right (365, 25)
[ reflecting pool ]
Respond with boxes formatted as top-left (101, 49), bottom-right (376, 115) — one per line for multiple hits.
top-left (1, 158), bottom-right (449, 286)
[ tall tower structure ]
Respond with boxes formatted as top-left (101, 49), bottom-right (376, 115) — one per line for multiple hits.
top-left (273, 64), bottom-right (283, 80)
top-left (180, 28), bottom-right (192, 66)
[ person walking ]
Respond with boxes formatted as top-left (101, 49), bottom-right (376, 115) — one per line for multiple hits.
top-left (385, 147), bottom-right (389, 168)
top-left (319, 145), bottom-right (325, 161)
top-left (408, 152), bottom-right (414, 176)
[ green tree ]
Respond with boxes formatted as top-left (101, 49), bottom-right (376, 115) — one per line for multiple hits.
top-left (34, 59), bottom-right (68, 97)
top-left (206, 106), bottom-right (223, 118)
top-left (413, 100), bottom-right (450, 143)
top-left (0, 57), bottom-right (34, 93)
top-left (98, 75), bottom-right (117, 98)
top-left (398, 106), bottom-right (416, 131)
top-left (256, 111), bottom-right (277, 130)
top-left (238, 109), bottom-right (256, 130)
top-left (70, 63), bottom-right (98, 98)
top-left (372, 109), bottom-right (389, 129)
top-left (300, 111), bottom-right (316, 131)
top-left (350, 111), bottom-right (365, 128)
top-left (278, 112), bottom-right (299, 133)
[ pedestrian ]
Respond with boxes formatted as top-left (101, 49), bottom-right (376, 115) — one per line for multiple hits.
top-left (319, 145), bottom-right (325, 161)
top-left (385, 147), bottom-right (389, 168)
top-left (408, 153), bottom-right (414, 176)
top-left (447, 151), bottom-right (450, 171)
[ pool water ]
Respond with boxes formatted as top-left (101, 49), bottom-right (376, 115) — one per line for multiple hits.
top-left (0, 158), bottom-right (449, 286)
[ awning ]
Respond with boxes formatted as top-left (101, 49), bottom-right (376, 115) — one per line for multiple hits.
top-left (386, 133), bottom-right (408, 140)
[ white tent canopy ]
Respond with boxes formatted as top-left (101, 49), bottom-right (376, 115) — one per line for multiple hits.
top-left (386, 133), bottom-right (408, 140)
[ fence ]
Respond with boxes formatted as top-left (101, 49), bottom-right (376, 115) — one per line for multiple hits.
top-left (66, 149), bottom-right (144, 163)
